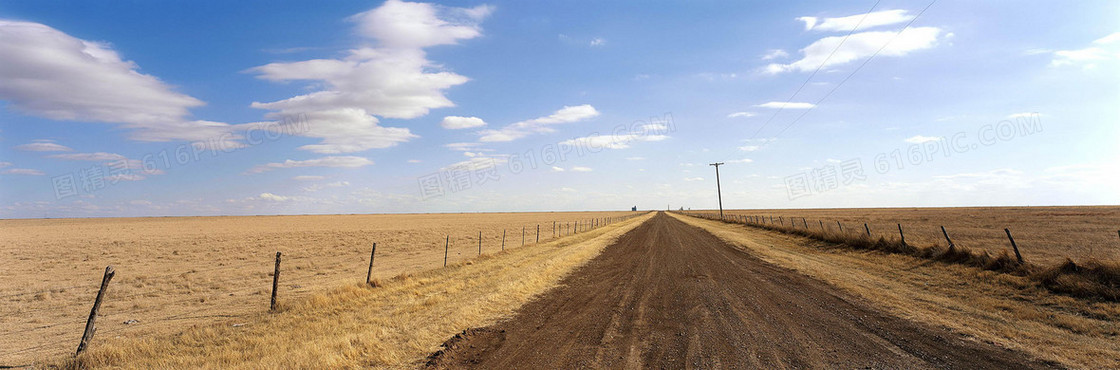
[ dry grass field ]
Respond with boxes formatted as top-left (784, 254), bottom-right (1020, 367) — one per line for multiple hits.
top-left (0, 211), bottom-right (640, 365)
top-left (720, 206), bottom-right (1120, 265)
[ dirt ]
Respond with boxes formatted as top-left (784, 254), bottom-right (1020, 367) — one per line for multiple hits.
top-left (426, 212), bottom-right (1058, 369)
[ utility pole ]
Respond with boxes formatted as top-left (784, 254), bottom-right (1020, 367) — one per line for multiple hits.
top-left (710, 162), bottom-right (724, 220)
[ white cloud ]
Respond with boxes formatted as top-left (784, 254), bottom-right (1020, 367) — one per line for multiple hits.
top-left (590, 37), bottom-right (606, 47)
top-left (559, 133), bottom-right (668, 150)
top-left (14, 140), bottom-right (73, 152)
top-left (904, 135), bottom-right (941, 144)
top-left (683, 177), bottom-right (704, 182)
top-left (440, 116), bottom-right (486, 129)
top-left (625, 156), bottom-right (646, 161)
top-left (551, 166), bottom-right (565, 172)
top-left (478, 104), bottom-right (599, 142)
top-left (349, 0), bottom-right (493, 49)
top-left (1049, 32), bottom-right (1120, 69)
top-left (303, 181), bottom-right (351, 192)
top-left (571, 166), bottom-right (592, 172)
top-left (248, 156), bottom-right (374, 174)
top-left (105, 173), bottom-right (145, 182)
top-left (738, 145), bottom-right (760, 152)
top-left (2, 168), bottom-right (44, 176)
top-left (292, 175), bottom-right (326, 181)
top-left (755, 102), bottom-right (815, 109)
top-left (444, 142), bottom-right (486, 151)
top-left (797, 10), bottom-right (914, 32)
top-left (766, 27), bottom-right (942, 74)
top-left (258, 193), bottom-right (291, 202)
top-left (727, 112), bottom-right (756, 118)
top-left (761, 49), bottom-right (788, 60)
top-left (441, 155), bottom-right (507, 172)
top-left (247, 1), bottom-right (492, 153)
top-left (726, 158), bottom-right (753, 164)
top-left (283, 108), bottom-right (416, 153)
top-left (407, 159), bottom-right (422, 163)
top-left (0, 161), bottom-right (11, 168)
top-left (0, 20), bottom-right (234, 142)
top-left (47, 152), bottom-right (126, 161)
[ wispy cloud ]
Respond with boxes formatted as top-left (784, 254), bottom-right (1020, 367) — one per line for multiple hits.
top-left (797, 10), bottom-right (914, 32)
top-left (2, 168), bottom-right (45, 176)
top-left (727, 112), bottom-right (756, 118)
top-left (1049, 32), bottom-right (1120, 69)
top-left (755, 102), bottom-right (815, 109)
top-left (14, 140), bottom-right (73, 152)
top-left (761, 49), bottom-right (788, 60)
top-left (904, 135), bottom-right (941, 144)
top-left (479, 104), bottom-right (599, 142)
top-left (248, 156), bottom-right (374, 174)
top-left (559, 133), bottom-right (668, 150)
top-left (766, 26), bottom-right (943, 74)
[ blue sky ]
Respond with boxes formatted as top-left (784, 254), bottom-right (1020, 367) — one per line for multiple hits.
top-left (0, 0), bottom-right (1117, 218)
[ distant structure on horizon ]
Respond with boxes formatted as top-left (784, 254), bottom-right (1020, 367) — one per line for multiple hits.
top-left (632, 206), bottom-right (637, 211)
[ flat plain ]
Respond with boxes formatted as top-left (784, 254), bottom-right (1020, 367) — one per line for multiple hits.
top-left (0, 211), bottom-right (635, 364)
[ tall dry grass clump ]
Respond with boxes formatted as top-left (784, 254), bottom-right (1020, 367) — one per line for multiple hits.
top-left (686, 213), bottom-right (1120, 302)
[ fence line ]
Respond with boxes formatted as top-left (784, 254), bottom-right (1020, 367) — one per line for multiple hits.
top-left (676, 211), bottom-right (1119, 265)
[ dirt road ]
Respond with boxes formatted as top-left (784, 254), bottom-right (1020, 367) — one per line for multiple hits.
top-left (427, 212), bottom-right (1054, 369)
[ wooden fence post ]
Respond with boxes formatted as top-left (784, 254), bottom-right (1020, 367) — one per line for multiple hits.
top-left (536, 225), bottom-right (540, 243)
top-left (366, 243), bottom-right (377, 286)
top-left (1005, 228), bottom-right (1024, 264)
top-left (522, 227), bottom-right (525, 246)
top-left (75, 265), bottom-right (115, 355)
top-left (779, 217), bottom-right (784, 226)
top-left (941, 226), bottom-right (955, 248)
top-left (864, 223), bottom-right (871, 237)
top-left (444, 236), bottom-right (449, 267)
top-left (478, 231), bottom-right (482, 256)
top-left (819, 220), bottom-right (824, 230)
top-left (898, 223), bottom-right (906, 245)
top-left (802, 218), bottom-right (808, 228)
top-left (837, 221), bottom-right (843, 232)
top-left (501, 229), bottom-right (506, 250)
top-left (270, 252), bottom-right (281, 312)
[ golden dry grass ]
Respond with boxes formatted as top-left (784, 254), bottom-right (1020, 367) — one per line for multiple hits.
top-left (58, 212), bottom-right (653, 368)
top-left (719, 206), bottom-right (1120, 265)
top-left (0, 211), bottom-right (639, 365)
top-left (671, 212), bottom-right (1120, 368)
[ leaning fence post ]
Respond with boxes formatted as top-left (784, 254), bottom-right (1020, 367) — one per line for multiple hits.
top-left (864, 223), bottom-right (871, 237)
top-left (819, 220), bottom-right (824, 229)
top-left (1005, 228), bottom-right (1024, 264)
top-left (270, 252), bottom-right (281, 312)
top-left (366, 243), bottom-right (377, 286)
top-left (898, 224), bottom-right (906, 245)
top-left (940, 226), bottom-right (955, 248)
top-left (837, 221), bottom-right (843, 232)
top-left (803, 218), bottom-right (808, 228)
top-left (444, 236), bottom-right (449, 267)
top-left (76, 265), bottom-right (115, 355)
